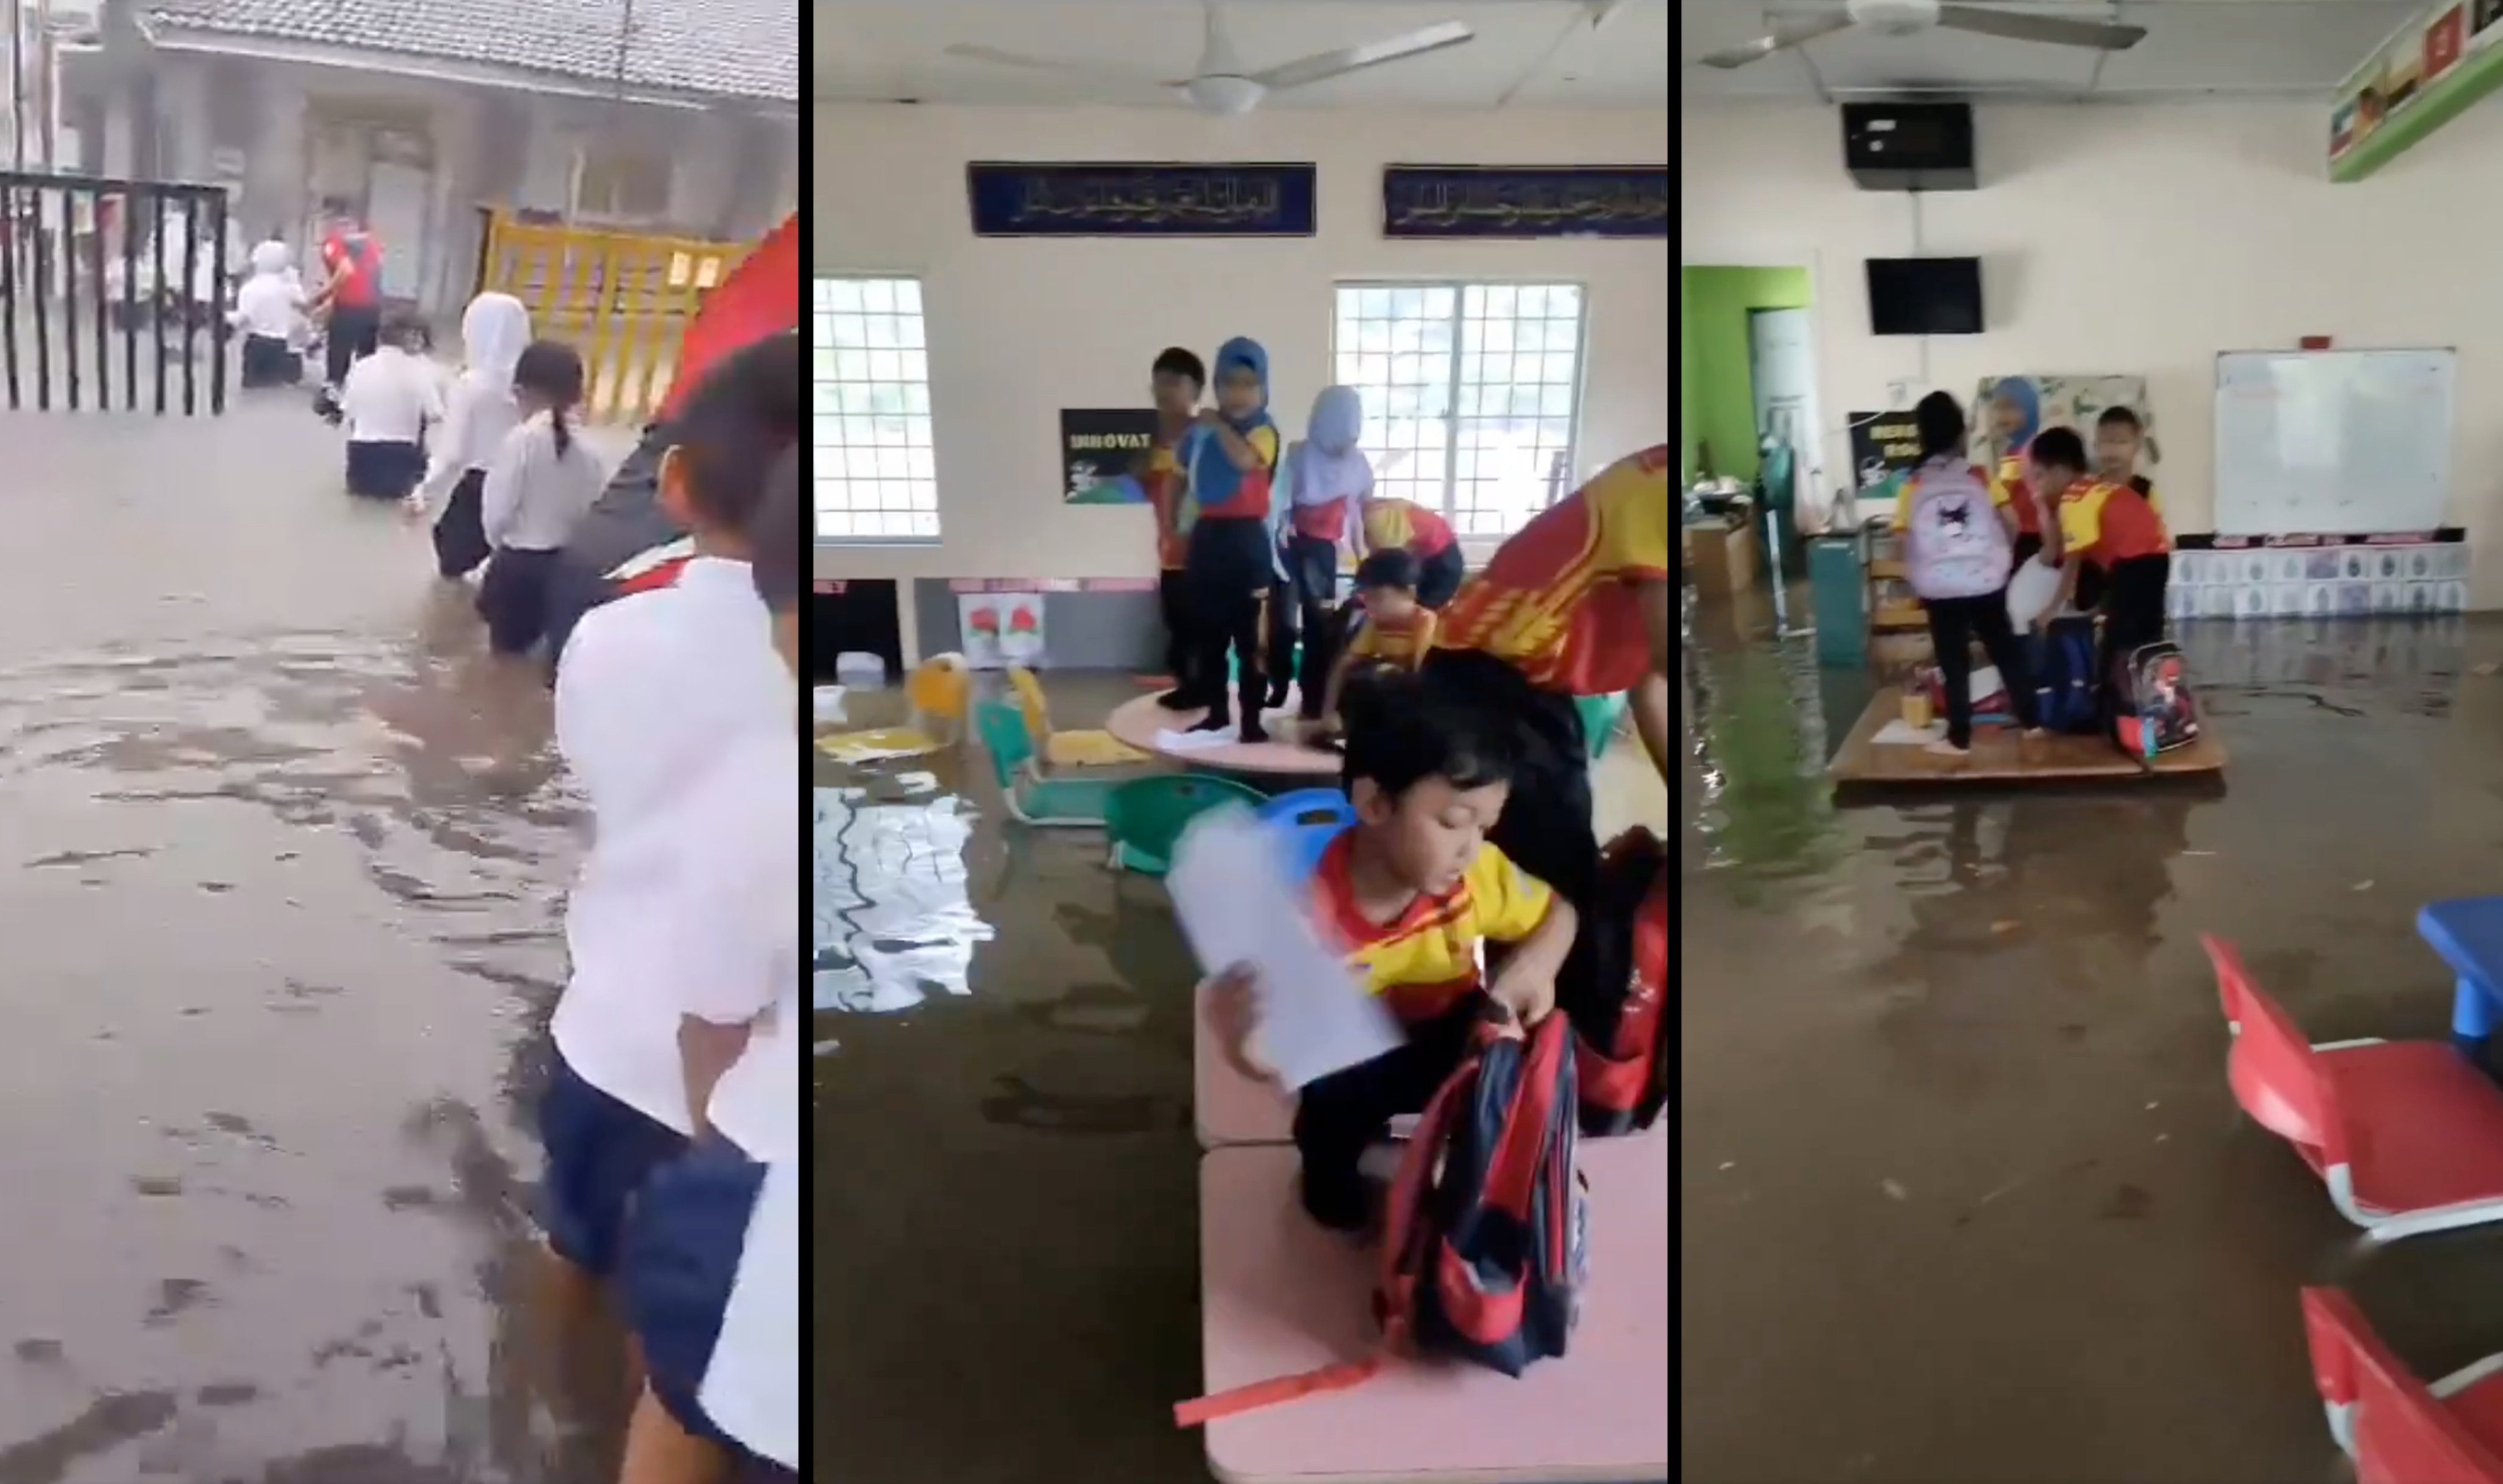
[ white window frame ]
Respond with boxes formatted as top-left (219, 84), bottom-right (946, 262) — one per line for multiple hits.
top-left (815, 274), bottom-right (940, 545)
top-left (1331, 279), bottom-right (1590, 542)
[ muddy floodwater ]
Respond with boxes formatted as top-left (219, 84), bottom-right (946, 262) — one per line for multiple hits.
top-left (0, 405), bottom-right (624, 1484)
top-left (1680, 592), bottom-right (2503, 1483)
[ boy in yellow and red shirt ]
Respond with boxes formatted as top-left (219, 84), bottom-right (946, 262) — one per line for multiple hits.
top-left (1211, 683), bottom-right (1575, 1230)
top-left (1144, 347), bottom-right (1207, 708)
top-left (2030, 425), bottom-right (2173, 686)
top-left (1356, 494), bottom-right (1466, 609)
top-left (1313, 549), bottom-right (1438, 737)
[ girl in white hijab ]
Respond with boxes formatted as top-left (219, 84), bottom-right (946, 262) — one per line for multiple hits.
top-left (230, 240), bottom-right (307, 388)
top-left (414, 292), bottom-right (533, 578)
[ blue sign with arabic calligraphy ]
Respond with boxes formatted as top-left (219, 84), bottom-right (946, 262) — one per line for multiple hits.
top-left (965, 163), bottom-right (1317, 238)
top-left (1381, 166), bottom-right (1668, 240)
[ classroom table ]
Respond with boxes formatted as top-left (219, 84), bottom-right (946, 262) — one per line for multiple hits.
top-left (2414, 898), bottom-right (2503, 1065)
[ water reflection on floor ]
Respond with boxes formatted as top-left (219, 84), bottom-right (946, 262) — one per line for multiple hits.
top-left (814, 669), bottom-right (1666, 1483)
top-left (1681, 591), bottom-right (2503, 1484)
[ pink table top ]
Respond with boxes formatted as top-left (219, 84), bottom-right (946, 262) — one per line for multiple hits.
top-left (1196, 977), bottom-right (1298, 1149)
top-left (1104, 691), bottom-right (1346, 778)
top-left (1196, 1138), bottom-right (1671, 1484)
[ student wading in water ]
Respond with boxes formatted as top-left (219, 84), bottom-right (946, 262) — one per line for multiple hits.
top-left (1894, 390), bottom-right (2044, 759)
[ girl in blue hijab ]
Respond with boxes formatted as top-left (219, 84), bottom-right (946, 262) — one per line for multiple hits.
top-left (1178, 336), bottom-right (1284, 740)
top-left (1986, 376), bottom-right (2051, 564)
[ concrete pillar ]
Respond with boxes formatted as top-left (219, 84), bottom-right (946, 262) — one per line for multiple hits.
top-left (155, 58), bottom-right (207, 183)
top-left (243, 72), bottom-right (304, 249)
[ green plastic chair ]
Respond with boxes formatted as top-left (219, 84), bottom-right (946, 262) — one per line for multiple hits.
top-left (1104, 773), bottom-right (1268, 876)
top-left (1578, 692), bottom-right (1630, 760)
top-left (974, 699), bottom-right (1120, 828)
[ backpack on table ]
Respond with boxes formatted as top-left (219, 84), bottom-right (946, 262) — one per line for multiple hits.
top-left (1573, 829), bottom-right (1669, 1137)
top-left (2031, 614), bottom-right (2101, 735)
top-left (2111, 641), bottom-right (2200, 757)
top-left (1901, 458), bottom-right (2013, 602)
top-left (1173, 1014), bottom-right (1589, 1426)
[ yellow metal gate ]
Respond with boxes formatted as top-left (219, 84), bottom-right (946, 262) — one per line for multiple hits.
top-left (472, 213), bottom-right (750, 425)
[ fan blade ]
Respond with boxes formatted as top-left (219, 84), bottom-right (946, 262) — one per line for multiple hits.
top-left (1697, 13), bottom-right (1854, 70)
top-left (943, 43), bottom-right (1179, 89)
top-left (1935, 6), bottom-right (2147, 51)
top-left (1249, 21), bottom-right (1473, 93)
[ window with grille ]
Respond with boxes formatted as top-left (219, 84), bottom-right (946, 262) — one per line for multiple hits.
top-left (815, 277), bottom-right (939, 542)
top-left (1331, 282), bottom-right (1586, 539)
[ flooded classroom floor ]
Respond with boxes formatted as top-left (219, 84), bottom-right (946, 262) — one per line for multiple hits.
top-left (815, 670), bottom-right (1667, 1482)
top-left (1680, 590), bottom-right (2503, 1483)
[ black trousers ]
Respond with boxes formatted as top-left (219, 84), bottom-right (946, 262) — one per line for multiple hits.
top-left (1923, 592), bottom-right (2039, 749)
top-left (2097, 553), bottom-right (2172, 685)
top-left (1157, 570), bottom-right (1197, 691)
top-left (1414, 544), bottom-right (1466, 610)
top-left (478, 547), bottom-right (562, 656)
top-left (240, 333), bottom-right (303, 389)
top-left (325, 303), bottom-right (380, 388)
top-left (432, 469), bottom-right (491, 578)
top-left (1293, 998), bottom-right (1480, 1228)
top-left (1185, 518), bottom-right (1273, 725)
top-left (1283, 534), bottom-right (1339, 716)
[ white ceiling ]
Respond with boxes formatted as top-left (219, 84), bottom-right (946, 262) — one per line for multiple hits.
top-left (1682, 1), bottom-right (2425, 101)
top-left (815, 0), bottom-right (1674, 109)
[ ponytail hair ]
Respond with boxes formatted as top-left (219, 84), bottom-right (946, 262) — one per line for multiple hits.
top-left (512, 339), bottom-right (587, 460)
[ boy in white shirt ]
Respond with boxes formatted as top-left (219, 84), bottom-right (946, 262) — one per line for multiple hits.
top-left (230, 241), bottom-right (306, 388)
top-left (614, 447), bottom-right (803, 1484)
top-left (537, 335), bottom-right (800, 1351)
top-left (338, 312), bottom-right (443, 501)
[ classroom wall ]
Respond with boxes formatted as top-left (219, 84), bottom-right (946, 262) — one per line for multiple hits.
top-left (1681, 265), bottom-right (1811, 486)
top-left (817, 101), bottom-right (1673, 585)
top-left (1681, 98), bottom-right (2503, 604)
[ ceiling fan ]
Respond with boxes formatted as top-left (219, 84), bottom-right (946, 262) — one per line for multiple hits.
top-left (1701, 0), bottom-right (2147, 70)
top-left (944, 1), bottom-right (1475, 116)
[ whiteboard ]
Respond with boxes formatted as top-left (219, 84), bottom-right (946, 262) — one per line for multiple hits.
top-left (2214, 349), bottom-right (2455, 535)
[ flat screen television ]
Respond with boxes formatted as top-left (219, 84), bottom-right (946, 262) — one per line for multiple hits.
top-left (1865, 257), bottom-right (1983, 336)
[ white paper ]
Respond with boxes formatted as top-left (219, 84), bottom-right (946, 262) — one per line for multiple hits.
top-left (1166, 805), bottom-right (1400, 1089)
top-left (2005, 556), bottom-right (2060, 628)
top-left (1871, 719), bottom-right (1947, 746)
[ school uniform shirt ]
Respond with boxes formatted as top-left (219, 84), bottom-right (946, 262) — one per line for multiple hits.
top-left (231, 273), bottom-right (303, 340)
top-left (338, 347), bottom-right (442, 444)
top-left (1312, 834), bottom-right (1556, 1023)
top-left (1360, 496), bottom-right (1457, 559)
top-left (2127, 474), bottom-right (2166, 520)
top-left (1191, 422), bottom-right (1282, 521)
top-left (412, 295), bottom-right (532, 513)
top-left (551, 565), bottom-right (795, 1137)
top-left (481, 414), bottom-right (609, 553)
top-left (1987, 455), bottom-right (2045, 538)
top-left (1433, 445), bottom-right (1674, 696)
top-left (1343, 606), bottom-right (1437, 668)
top-left (1145, 441), bottom-right (1188, 572)
top-left (2056, 477), bottom-right (2172, 568)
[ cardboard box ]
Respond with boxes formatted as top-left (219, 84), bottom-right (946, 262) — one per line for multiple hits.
top-left (1685, 519), bottom-right (1757, 599)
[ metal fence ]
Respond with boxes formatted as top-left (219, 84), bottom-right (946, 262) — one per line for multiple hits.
top-left (1, 172), bottom-right (231, 416)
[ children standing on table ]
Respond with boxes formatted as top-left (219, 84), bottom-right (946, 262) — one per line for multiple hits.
top-left (2030, 425), bottom-right (2174, 689)
top-left (414, 292), bottom-right (533, 577)
top-left (2086, 406), bottom-right (2162, 612)
top-left (1894, 391), bottom-right (2042, 758)
top-left (1211, 680), bottom-right (1574, 1230)
top-left (1145, 347), bottom-right (1207, 710)
top-left (337, 312), bottom-right (443, 502)
top-left (1983, 377), bottom-right (2051, 570)
top-left (612, 446), bottom-right (803, 1484)
top-left (475, 342), bottom-right (607, 656)
top-left (1180, 337), bottom-right (1284, 741)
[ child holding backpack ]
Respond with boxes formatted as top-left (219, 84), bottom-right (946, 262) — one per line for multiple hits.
top-left (1209, 677), bottom-right (1576, 1232)
top-left (1894, 391), bottom-right (2043, 757)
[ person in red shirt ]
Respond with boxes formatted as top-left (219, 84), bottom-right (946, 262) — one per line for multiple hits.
top-left (2029, 425), bottom-right (2174, 688)
top-left (309, 200), bottom-right (386, 399)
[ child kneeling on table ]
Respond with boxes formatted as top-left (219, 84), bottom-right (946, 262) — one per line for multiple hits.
top-left (1312, 549), bottom-right (1438, 743)
top-left (1210, 675), bottom-right (1576, 1232)
top-left (2028, 425), bottom-right (2174, 696)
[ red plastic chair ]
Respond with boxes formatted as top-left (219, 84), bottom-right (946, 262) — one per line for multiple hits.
top-left (2202, 933), bottom-right (2503, 1241)
top-left (2300, 1287), bottom-right (2503, 1483)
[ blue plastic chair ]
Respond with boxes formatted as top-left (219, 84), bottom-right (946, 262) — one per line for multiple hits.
top-left (1577, 692), bottom-right (1630, 760)
top-left (1257, 788), bottom-right (1356, 883)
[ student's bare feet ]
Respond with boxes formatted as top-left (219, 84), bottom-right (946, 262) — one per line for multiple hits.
top-left (617, 1386), bottom-right (730, 1484)
top-left (1922, 738), bottom-right (1971, 759)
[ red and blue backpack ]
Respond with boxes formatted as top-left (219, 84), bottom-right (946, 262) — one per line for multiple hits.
top-left (1570, 828), bottom-right (1671, 1137)
top-left (1174, 1013), bottom-right (1589, 1425)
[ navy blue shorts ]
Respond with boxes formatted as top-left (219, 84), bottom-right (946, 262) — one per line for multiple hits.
top-left (345, 438), bottom-right (425, 500)
top-left (622, 1137), bottom-right (793, 1476)
top-left (536, 1057), bottom-right (686, 1278)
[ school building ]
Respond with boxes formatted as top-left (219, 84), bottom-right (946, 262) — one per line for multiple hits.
top-left (58, 0), bottom-right (800, 314)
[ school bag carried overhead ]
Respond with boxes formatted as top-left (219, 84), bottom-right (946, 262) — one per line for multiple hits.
top-left (1172, 1013), bottom-right (1589, 1427)
top-left (1900, 457), bottom-right (2013, 601)
top-left (1572, 828), bottom-right (1669, 1137)
top-left (2111, 641), bottom-right (2200, 757)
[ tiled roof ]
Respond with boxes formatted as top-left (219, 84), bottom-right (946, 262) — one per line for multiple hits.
top-left (141, 0), bottom-right (798, 104)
